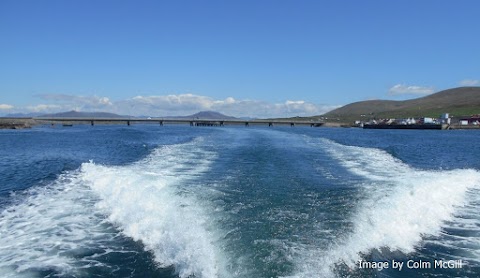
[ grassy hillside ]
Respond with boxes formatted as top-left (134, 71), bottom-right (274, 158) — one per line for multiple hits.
top-left (322, 87), bottom-right (480, 122)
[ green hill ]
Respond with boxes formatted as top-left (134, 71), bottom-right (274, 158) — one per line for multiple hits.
top-left (323, 86), bottom-right (480, 122)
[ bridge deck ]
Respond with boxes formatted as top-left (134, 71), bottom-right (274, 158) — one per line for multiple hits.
top-left (31, 117), bottom-right (324, 127)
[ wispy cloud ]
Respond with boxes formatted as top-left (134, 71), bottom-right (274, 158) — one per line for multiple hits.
top-left (388, 84), bottom-right (435, 96)
top-left (9, 94), bottom-right (115, 114)
top-left (3, 93), bottom-right (337, 118)
top-left (459, 79), bottom-right (479, 86)
top-left (35, 94), bottom-right (112, 108)
top-left (26, 104), bottom-right (62, 112)
top-left (114, 94), bottom-right (336, 118)
top-left (0, 104), bottom-right (14, 110)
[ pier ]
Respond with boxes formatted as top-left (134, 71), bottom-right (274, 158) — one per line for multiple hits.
top-left (30, 117), bottom-right (325, 127)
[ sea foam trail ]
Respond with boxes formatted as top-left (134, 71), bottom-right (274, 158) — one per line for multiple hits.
top-left (290, 138), bottom-right (480, 277)
top-left (80, 138), bottom-right (225, 278)
top-left (0, 138), bottom-right (225, 278)
top-left (0, 172), bottom-right (112, 278)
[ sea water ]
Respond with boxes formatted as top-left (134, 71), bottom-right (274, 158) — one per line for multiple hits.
top-left (0, 125), bottom-right (479, 277)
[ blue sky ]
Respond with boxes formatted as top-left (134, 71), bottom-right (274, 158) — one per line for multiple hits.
top-left (1, 0), bottom-right (479, 117)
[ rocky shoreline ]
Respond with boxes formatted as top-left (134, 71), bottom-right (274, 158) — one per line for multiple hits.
top-left (0, 118), bottom-right (36, 129)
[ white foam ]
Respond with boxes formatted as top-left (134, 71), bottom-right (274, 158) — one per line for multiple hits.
top-left (289, 139), bottom-right (480, 277)
top-left (0, 138), bottom-right (226, 278)
top-left (80, 139), bottom-right (226, 278)
top-left (0, 172), bottom-right (111, 277)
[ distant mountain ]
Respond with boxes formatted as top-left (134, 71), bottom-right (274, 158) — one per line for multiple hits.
top-left (323, 87), bottom-right (480, 122)
top-left (38, 110), bottom-right (129, 118)
top-left (36, 110), bottom-right (237, 120)
top-left (169, 111), bottom-right (237, 119)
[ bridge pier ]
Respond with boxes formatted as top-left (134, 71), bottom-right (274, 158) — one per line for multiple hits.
top-left (268, 122), bottom-right (273, 127)
top-left (91, 120), bottom-right (94, 126)
top-left (220, 121), bottom-right (224, 126)
top-left (245, 122), bottom-right (249, 127)
top-left (127, 120), bottom-right (130, 126)
top-left (190, 121), bottom-right (195, 126)
top-left (290, 122), bottom-right (295, 127)
top-left (159, 121), bottom-right (163, 126)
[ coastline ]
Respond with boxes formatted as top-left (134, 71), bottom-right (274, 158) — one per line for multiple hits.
top-left (2, 117), bottom-right (480, 130)
top-left (0, 118), bottom-right (35, 129)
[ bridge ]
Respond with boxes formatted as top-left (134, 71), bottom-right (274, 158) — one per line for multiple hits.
top-left (33, 117), bottom-right (324, 127)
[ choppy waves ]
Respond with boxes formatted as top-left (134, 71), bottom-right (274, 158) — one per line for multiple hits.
top-left (0, 172), bottom-right (108, 277)
top-left (81, 139), bottom-right (225, 278)
top-left (0, 138), bottom-right (225, 278)
top-left (289, 138), bottom-right (480, 277)
top-left (1, 128), bottom-right (479, 278)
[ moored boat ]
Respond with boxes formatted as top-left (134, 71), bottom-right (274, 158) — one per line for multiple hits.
top-left (363, 124), bottom-right (443, 130)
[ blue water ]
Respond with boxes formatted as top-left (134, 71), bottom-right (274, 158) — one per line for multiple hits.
top-left (1, 125), bottom-right (479, 277)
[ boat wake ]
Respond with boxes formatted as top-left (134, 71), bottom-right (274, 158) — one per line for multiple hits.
top-left (288, 138), bottom-right (480, 277)
top-left (0, 138), bottom-right (226, 278)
